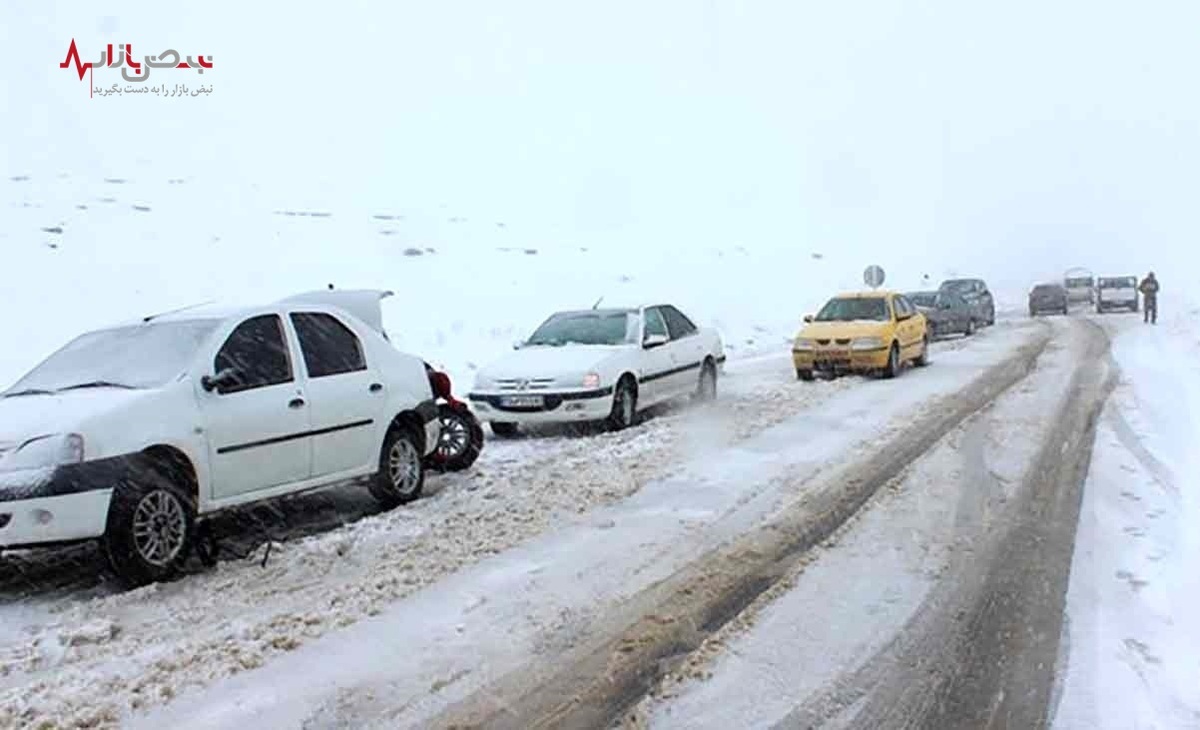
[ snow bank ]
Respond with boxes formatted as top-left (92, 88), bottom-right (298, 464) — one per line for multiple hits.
top-left (1052, 296), bottom-right (1200, 728)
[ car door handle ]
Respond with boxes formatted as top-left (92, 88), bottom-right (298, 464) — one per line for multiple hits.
top-left (288, 397), bottom-right (305, 409)
top-left (369, 383), bottom-right (383, 393)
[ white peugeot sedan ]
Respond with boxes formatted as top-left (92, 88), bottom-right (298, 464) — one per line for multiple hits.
top-left (469, 304), bottom-right (725, 436)
top-left (0, 289), bottom-right (440, 587)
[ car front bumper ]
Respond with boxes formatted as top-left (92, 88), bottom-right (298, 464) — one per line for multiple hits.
top-left (467, 387), bottom-right (615, 425)
top-left (0, 468), bottom-right (114, 549)
top-left (792, 347), bottom-right (890, 373)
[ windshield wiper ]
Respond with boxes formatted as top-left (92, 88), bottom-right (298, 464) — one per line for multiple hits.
top-left (1, 388), bottom-right (55, 398)
top-left (55, 381), bottom-right (139, 392)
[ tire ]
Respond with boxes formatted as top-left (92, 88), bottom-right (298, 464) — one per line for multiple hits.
top-left (369, 425), bottom-right (425, 509)
top-left (965, 319), bottom-right (976, 336)
top-left (694, 359), bottom-right (718, 402)
top-left (881, 343), bottom-right (901, 379)
top-left (607, 376), bottom-right (638, 431)
top-left (103, 464), bottom-right (196, 588)
top-left (490, 422), bottom-right (519, 438)
top-left (796, 369), bottom-right (815, 381)
top-left (914, 336), bottom-right (931, 367)
top-left (425, 404), bottom-right (483, 472)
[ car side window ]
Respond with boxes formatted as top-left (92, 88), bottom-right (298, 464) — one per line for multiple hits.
top-left (213, 314), bottom-right (293, 393)
top-left (643, 308), bottom-right (669, 340)
top-left (661, 305), bottom-right (698, 339)
top-left (893, 297), bottom-right (910, 318)
top-left (290, 312), bottom-right (367, 378)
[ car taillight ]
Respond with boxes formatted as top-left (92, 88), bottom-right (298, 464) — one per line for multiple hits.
top-left (429, 371), bottom-right (452, 399)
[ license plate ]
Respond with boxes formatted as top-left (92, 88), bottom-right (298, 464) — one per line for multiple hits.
top-left (500, 395), bottom-right (544, 407)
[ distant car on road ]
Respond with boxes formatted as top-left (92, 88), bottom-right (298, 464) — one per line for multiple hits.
top-left (1096, 276), bottom-right (1139, 313)
top-left (469, 304), bottom-right (725, 437)
top-left (0, 289), bottom-right (441, 588)
top-left (793, 291), bottom-right (930, 381)
top-left (937, 278), bottom-right (996, 326)
top-left (907, 290), bottom-right (978, 338)
top-left (1028, 283), bottom-right (1070, 316)
top-left (1063, 269), bottom-right (1095, 305)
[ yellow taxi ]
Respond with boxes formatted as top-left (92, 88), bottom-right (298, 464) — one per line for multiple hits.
top-left (792, 290), bottom-right (930, 381)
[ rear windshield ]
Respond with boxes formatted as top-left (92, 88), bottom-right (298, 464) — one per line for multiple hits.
top-left (1065, 277), bottom-right (1094, 287)
top-left (1033, 285), bottom-right (1063, 295)
top-left (907, 292), bottom-right (937, 307)
top-left (815, 297), bottom-right (890, 322)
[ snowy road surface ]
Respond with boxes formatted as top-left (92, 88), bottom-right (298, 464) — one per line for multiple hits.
top-left (0, 311), bottom-right (1146, 730)
top-left (126, 321), bottom-right (1049, 729)
top-left (0, 328), bottom-right (1001, 728)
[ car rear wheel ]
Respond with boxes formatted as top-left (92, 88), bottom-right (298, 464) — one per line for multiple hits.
top-left (694, 359), bottom-right (718, 402)
top-left (914, 336), bottom-right (931, 367)
top-left (796, 368), bottom-right (815, 381)
top-left (103, 465), bottom-right (196, 588)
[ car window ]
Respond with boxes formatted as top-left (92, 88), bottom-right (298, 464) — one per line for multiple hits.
top-left (213, 314), bottom-right (293, 393)
top-left (815, 297), bottom-right (889, 322)
top-left (896, 297), bottom-right (914, 317)
top-left (290, 312), bottom-right (367, 378)
top-left (643, 308), bottom-right (669, 339)
top-left (661, 305), bottom-right (698, 339)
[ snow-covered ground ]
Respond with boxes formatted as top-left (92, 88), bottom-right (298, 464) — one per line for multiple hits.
top-left (1052, 296), bottom-right (1200, 728)
top-left (114, 322), bottom-right (1042, 729)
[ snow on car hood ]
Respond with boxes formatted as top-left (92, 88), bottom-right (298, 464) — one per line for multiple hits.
top-left (477, 344), bottom-right (630, 383)
top-left (0, 387), bottom-right (154, 443)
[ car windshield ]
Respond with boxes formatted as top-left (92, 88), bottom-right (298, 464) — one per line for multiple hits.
top-left (908, 292), bottom-right (938, 307)
top-left (1065, 277), bottom-right (1094, 287)
top-left (525, 311), bottom-right (637, 346)
top-left (814, 297), bottom-right (890, 322)
top-left (1098, 277), bottom-right (1136, 288)
top-left (3, 319), bottom-right (219, 395)
top-left (939, 280), bottom-right (976, 294)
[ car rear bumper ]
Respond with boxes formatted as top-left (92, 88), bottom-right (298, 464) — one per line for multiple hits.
top-left (0, 469), bottom-right (113, 548)
top-left (468, 387), bottom-right (614, 425)
top-left (792, 347), bottom-right (890, 372)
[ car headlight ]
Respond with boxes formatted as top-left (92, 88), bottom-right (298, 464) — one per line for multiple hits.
top-left (582, 372), bottom-right (601, 389)
top-left (0, 433), bottom-right (85, 473)
top-left (851, 337), bottom-right (885, 351)
top-left (793, 338), bottom-right (816, 351)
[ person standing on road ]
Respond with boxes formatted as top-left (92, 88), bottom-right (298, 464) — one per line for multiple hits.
top-left (1139, 272), bottom-right (1159, 324)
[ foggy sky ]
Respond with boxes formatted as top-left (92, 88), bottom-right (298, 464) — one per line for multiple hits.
top-left (4, 1), bottom-right (1197, 289)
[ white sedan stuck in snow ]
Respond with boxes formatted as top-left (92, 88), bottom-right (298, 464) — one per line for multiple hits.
top-left (469, 304), bottom-right (725, 436)
top-left (0, 289), bottom-right (441, 587)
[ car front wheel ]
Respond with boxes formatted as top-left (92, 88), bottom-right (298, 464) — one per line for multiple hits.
top-left (369, 425), bottom-right (425, 508)
top-left (103, 466), bottom-right (195, 588)
top-left (607, 377), bottom-right (638, 430)
top-left (881, 343), bottom-right (901, 379)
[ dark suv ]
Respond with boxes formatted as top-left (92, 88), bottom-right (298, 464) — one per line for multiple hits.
top-left (938, 278), bottom-right (996, 326)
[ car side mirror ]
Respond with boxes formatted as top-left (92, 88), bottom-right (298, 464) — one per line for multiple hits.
top-left (201, 367), bottom-right (239, 393)
top-left (803, 314), bottom-right (814, 323)
top-left (643, 333), bottom-right (669, 349)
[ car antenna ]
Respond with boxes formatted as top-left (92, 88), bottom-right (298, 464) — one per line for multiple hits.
top-left (142, 300), bottom-right (214, 322)
top-left (592, 296), bottom-right (604, 309)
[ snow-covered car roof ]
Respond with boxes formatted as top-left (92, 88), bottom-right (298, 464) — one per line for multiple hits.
top-left (110, 289), bottom-right (394, 333)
